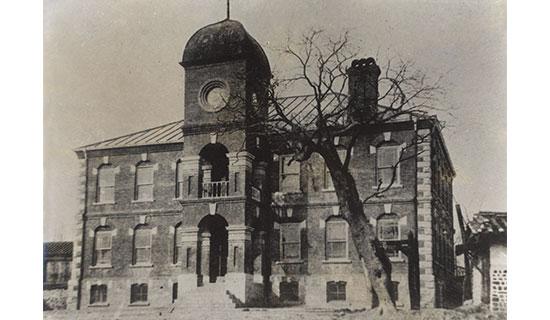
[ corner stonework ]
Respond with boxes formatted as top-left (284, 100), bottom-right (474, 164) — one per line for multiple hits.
top-left (416, 128), bottom-right (436, 308)
top-left (67, 158), bottom-right (88, 310)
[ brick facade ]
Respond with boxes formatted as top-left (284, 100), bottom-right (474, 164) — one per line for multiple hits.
top-left (68, 18), bottom-right (460, 311)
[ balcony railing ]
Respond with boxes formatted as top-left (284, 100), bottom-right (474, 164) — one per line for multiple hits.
top-left (202, 181), bottom-right (230, 198)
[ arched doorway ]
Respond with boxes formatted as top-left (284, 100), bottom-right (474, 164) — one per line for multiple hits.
top-left (198, 214), bottom-right (228, 283)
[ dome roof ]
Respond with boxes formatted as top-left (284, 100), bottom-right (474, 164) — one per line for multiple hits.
top-left (181, 19), bottom-right (270, 77)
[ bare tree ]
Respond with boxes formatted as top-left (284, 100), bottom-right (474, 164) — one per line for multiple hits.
top-left (222, 30), bottom-right (443, 314)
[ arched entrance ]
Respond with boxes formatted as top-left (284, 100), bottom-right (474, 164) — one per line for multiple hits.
top-left (198, 214), bottom-right (228, 283)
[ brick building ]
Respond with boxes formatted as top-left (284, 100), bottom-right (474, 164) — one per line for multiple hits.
top-left (67, 19), bottom-right (460, 311)
top-left (44, 242), bottom-right (73, 310)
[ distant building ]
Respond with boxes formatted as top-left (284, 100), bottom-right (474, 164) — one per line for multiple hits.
top-left (66, 18), bottom-right (461, 311)
top-left (43, 241), bottom-right (73, 310)
top-left (466, 211), bottom-right (507, 312)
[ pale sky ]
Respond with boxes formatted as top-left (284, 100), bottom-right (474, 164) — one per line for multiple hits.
top-left (44, 0), bottom-right (506, 241)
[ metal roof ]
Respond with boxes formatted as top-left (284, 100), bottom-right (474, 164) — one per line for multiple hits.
top-left (76, 120), bottom-right (185, 151)
top-left (468, 211), bottom-right (507, 235)
top-left (77, 94), bottom-right (349, 152)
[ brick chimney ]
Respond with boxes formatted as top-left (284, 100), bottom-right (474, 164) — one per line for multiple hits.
top-left (347, 57), bottom-right (381, 121)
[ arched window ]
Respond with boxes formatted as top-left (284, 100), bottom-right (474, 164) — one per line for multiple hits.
top-left (376, 143), bottom-right (402, 187)
top-left (96, 164), bottom-right (115, 203)
top-left (173, 223), bottom-right (183, 264)
top-left (199, 143), bottom-right (229, 198)
top-left (93, 226), bottom-right (112, 266)
top-left (133, 225), bottom-right (152, 265)
top-left (135, 161), bottom-right (154, 201)
top-left (376, 214), bottom-right (400, 258)
top-left (175, 160), bottom-right (184, 199)
top-left (325, 217), bottom-right (348, 260)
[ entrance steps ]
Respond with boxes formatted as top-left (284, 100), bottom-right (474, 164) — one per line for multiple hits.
top-left (176, 281), bottom-right (240, 311)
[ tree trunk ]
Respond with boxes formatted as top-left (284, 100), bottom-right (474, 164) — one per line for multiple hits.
top-left (324, 148), bottom-right (396, 314)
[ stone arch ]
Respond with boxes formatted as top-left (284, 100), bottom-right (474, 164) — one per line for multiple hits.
top-left (197, 214), bottom-right (229, 283)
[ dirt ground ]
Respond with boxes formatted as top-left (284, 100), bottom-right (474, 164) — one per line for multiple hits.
top-left (44, 304), bottom-right (506, 320)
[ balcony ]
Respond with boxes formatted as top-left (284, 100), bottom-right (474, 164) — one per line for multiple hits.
top-left (202, 181), bottom-right (230, 198)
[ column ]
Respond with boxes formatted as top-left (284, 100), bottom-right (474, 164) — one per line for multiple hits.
top-left (227, 152), bottom-right (254, 196)
top-left (178, 227), bottom-right (199, 293)
top-left (225, 225), bottom-right (254, 304)
top-left (200, 232), bottom-right (211, 285)
top-left (180, 155), bottom-right (201, 200)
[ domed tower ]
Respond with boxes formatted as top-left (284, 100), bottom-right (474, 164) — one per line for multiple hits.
top-left (176, 19), bottom-right (272, 305)
top-left (180, 19), bottom-right (270, 128)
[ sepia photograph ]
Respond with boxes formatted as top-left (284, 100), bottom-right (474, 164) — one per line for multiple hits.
top-left (41, 1), bottom-right (507, 319)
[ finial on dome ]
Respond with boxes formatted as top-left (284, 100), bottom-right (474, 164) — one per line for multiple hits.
top-left (227, 0), bottom-right (230, 20)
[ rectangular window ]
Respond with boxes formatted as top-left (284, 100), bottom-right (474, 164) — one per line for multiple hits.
top-left (175, 161), bottom-right (184, 198)
top-left (377, 218), bottom-right (400, 258)
top-left (326, 219), bottom-right (348, 259)
top-left (174, 226), bottom-right (183, 264)
top-left (280, 281), bottom-right (299, 302)
top-left (135, 164), bottom-right (154, 200)
top-left (94, 230), bottom-right (112, 266)
top-left (185, 248), bottom-right (192, 269)
top-left (187, 176), bottom-right (194, 196)
top-left (134, 228), bottom-right (152, 264)
top-left (90, 284), bottom-right (107, 305)
top-left (130, 283), bottom-right (148, 303)
top-left (97, 166), bottom-right (115, 203)
top-left (390, 281), bottom-right (399, 302)
top-left (376, 146), bottom-right (400, 186)
top-left (327, 281), bottom-right (346, 302)
top-left (280, 223), bottom-right (301, 260)
top-left (279, 155), bottom-right (300, 193)
top-left (172, 283), bottom-right (178, 303)
top-left (234, 172), bottom-right (240, 193)
top-left (45, 261), bottom-right (59, 284)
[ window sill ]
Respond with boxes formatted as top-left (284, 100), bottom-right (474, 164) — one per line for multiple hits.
top-left (129, 302), bottom-right (150, 307)
top-left (372, 184), bottom-right (402, 190)
top-left (89, 302), bottom-right (109, 307)
top-left (276, 259), bottom-right (304, 265)
top-left (322, 259), bottom-right (352, 264)
top-left (389, 256), bottom-right (405, 263)
top-left (321, 188), bottom-right (335, 192)
top-left (131, 199), bottom-right (155, 203)
top-left (92, 201), bottom-right (116, 206)
top-left (90, 264), bottom-right (113, 270)
top-left (130, 263), bottom-right (153, 268)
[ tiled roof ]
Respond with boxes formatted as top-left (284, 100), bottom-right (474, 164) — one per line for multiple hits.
top-left (76, 120), bottom-right (185, 151)
top-left (44, 242), bottom-right (73, 258)
top-left (468, 211), bottom-right (507, 235)
top-left (77, 94), bottom-right (348, 151)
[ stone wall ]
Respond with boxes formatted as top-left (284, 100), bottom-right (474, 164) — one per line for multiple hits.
top-left (489, 244), bottom-right (507, 312)
top-left (44, 289), bottom-right (68, 310)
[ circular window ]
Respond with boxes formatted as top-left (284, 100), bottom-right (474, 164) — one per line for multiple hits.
top-left (199, 80), bottom-right (230, 112)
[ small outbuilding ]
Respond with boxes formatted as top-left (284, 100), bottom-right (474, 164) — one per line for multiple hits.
top-left (466, 211), bottom-right (507, 313)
